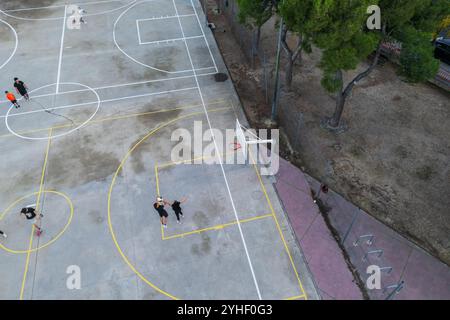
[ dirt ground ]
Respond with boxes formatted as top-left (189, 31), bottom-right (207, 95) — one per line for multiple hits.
top-left (205, 1), bottom-right (450, 265)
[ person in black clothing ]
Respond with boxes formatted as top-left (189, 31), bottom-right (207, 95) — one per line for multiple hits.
top-left (0, 230), bottom-right (6, 239)
top-left (170, 197), bottom-right (187, 224)
top-left (13, 77), bottom-right (29, 101)
top-left (20, 207), bottom-right (43, 234)
top-left (153, 197), bottom-right (169, 228)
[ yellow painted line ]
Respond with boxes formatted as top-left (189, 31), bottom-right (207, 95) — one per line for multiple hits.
top-left (155, 164), bottom-right (160, 196)
top-left (36, 128), bottom-right (53, 209)
top-left (19, 227), bottom-right (35, 300)
top-left (248, 150), bottom-right (309, 300)
top-left (108, 107), bottom-right (230, 300)
top-left (0, 100), bottom-right (226, 139)
top-left (154, 164), bottom-right (166, 240)
top-left (162, 214), bottom-right (272, 240)
top-left (285, 294), bottom-right (307, 300)
top-left (20, 128), bottom-right (52, 300)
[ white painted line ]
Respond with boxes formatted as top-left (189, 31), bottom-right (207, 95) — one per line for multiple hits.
top-left (0, 0), bottom-right (138, 21)
top-left (56, 5), bottom-right (67, 94)
top-left (3, 0), bottom-right (124, 12)
top-left (136, 19), bottom-right (142, 44)
top-left (5, 82), bottom-right (101, 140)
top-left (0, 19), bottom-right (18, 70)
top-left (136, 14), bottom-right (195, 22)
top-left (140, 35), bottom-right (204, 45)
top-left (1, 87), bottom-right (198, 119)
top-left (0, 72), bottom-right (218, 105)
top-left (172, 0), bottom-right (262, 300)
top-left (113, 1), bottom-right (205, 74)
top-left (190, 0), bottom-right (218, 73)
top-left (100, 86), bottom-right (198, 104)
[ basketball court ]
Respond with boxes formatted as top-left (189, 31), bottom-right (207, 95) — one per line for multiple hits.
top-left (0, 0), bottom-right (319, 300)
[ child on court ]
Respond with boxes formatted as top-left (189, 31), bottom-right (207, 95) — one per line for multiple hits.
top-left (170, 197), bottom-right (187, 224)
top-left (20, 207), bottom-right (43, 235)
top-left (153, 196), bottom-right (169, 228)
top-left (5, 91), bottom-right (20, 108)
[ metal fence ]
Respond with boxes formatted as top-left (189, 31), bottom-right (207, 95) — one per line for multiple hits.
top-left (201, 0), bottom-right (275, 105)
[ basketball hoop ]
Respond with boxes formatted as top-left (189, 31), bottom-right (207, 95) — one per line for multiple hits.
top-left (235, 119), bottom-right (274, 163)
top-left (231, 142), bottom-right (242, 151)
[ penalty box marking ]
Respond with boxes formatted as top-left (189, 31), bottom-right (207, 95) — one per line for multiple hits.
top-left (136, 14), bottom-right (196, 45)
top-left (116, 0), bottom-right (218, 74)
top-left (154, 154), bottom-right (273, 241)
top-left (154, 151), bottom-right (306, 299)
top-left (108, 109), bottom-right (303, 300)
top-left (136, 15), bottom-right (203, 45)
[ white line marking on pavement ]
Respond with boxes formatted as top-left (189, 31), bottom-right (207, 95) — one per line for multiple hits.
top-left (0, 19), bottom-right (18, 70)
top-left (190, 0), bottom-right (218, 73)
top-left (0, 72), bottom-right (217, 105)
top-left (56, 6), bottom-right (67, 94)
top-left (173, 0), bottom-right (262, 300)
top-left (0, 87), bottom-right (198, 119)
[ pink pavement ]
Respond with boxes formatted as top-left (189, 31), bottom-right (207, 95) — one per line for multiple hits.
top-left (274, 158), bottom-right (450, 300)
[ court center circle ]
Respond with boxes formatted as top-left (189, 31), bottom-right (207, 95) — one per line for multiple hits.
top-left (0, 0), bottom-right (137, 21)
top-left (0, 190), bottom-right (74, 254)
top-left (0, 19), bottom-right (18, 70)
top-left (5, 82), bottom-right (100, 140)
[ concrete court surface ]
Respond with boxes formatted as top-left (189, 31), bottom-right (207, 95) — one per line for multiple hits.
top-left (0, 0), bottom-right (319, 299)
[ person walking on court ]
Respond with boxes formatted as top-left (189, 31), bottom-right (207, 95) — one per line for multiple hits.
top-left (0, 230), bottom-right (7, 239)
top-left (20, 207), bottom-right (43, 235)
top-left (5, 91), bottom-right (20, 108)
top-left (153, 196), bottom-right (169, 228)
top-left (170, 197), bottom-right (187, 224)
top-left (13, 78), bottom-right (29, 101)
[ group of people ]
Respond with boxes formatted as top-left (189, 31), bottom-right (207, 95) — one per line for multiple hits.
top-left (153, 196), bottom-right (187, 228)
top-left (0, 195), bottom-right (185, 240)
top-left (0, 206), bottom-right (44, 241)
top-left (4, 77), bottom-right (30, 109)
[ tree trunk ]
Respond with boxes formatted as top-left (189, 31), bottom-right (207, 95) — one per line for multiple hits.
top-left (281, 28), bottom-right (303, 90)
top-left (286, 58), bottom-right (294, 88)
top-left (255, 26), bottom-right (261, 53)
top-left (328, 40), bottom-right (384, 128)
top-left (329, 70), bottom-right (345, 128)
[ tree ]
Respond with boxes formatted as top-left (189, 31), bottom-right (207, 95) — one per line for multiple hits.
top-left (314, 0), bottom-right (379, 128)
top-left (278, 0), bottom-right (333, 89)
top-left (317, 0), bottom-right (449, 129)
top-left (399, 27), bottom-right (440, 82)
top-left (435, 15), bottom-right (450, 38)
top-left (410, 0), bottom-right (450, 36)
top-left (236, 0), bottom-right (275, 60)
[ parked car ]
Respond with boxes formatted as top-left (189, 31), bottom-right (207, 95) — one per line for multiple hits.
top-left (434, 37), bottom-right (450, 65)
